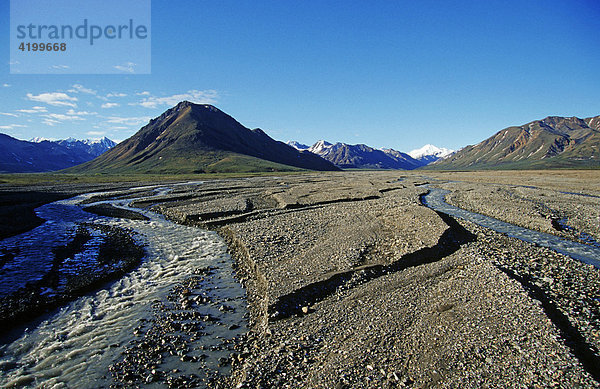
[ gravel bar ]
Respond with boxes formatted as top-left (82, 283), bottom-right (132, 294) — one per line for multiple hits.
top-left (135, 171), bottom-right (600, 388)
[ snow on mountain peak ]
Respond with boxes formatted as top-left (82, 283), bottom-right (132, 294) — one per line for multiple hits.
top-left (308, 140), bottom-right (334, 154)
top-left (31, 136), bottom-right (116, 147)
top-left (286, 141), bottom-right (310, 151)
top-left (30, 137), bottom-right (56, 143)
top-left (84, 137), bottom-right (116, 147)
top-left (408, 144), bottom-right (453, 159)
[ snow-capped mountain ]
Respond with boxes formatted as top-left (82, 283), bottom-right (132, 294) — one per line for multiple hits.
top-left (308, 140), bottom-right (334, 154)
top-left (0, 135), bottom-right (117, 173)
top-left (408, 144), bottom-right (454, 165)
top-left (30, 136), bottom-right (115, 145)
top-left (31, 136), bottom-right (117, 158)
top-left (84, 137), bottom-right (118, 147)
top-left (30, 136), bottom-right (56, 143)
top-left (30, 137), bottom-right (117, 157)
top-left (286, 141), bottom-right (310, 151)
top-left (57, 137), bottom-right (117, 157)
top-left (300, 140), bottom-right (421, 170)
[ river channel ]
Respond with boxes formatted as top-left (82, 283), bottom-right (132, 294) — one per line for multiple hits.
top-left (0, 183), bottom-right (247, 388)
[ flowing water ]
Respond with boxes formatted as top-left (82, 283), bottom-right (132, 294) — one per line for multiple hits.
top-left (0, 184), bottom-right (247, 388)
top-left (422, 187), bottom-right (600, 269)
top-left (0, 197), bottom-right (104, 297)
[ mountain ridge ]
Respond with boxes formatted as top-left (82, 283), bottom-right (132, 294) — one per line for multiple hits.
top-left (288, 140), bottom-right (454, 169)
top-left (430, 115), bottom-right (600, 170)
top-left (301, 140), bottom-right (422, 170)
top-left (286, 141), bottom-right (309, 151)
top-left (67, 101), bottom-right (339, 174)
top-left (0, 134), bottom-right (116, 173)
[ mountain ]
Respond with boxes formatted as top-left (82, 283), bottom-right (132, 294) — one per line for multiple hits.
top-left (287, 141), bottom-right (310, 151)
top-left (29, 137), bottom-right (54, 143)
top-left (306, 140), bottom-right (421, 170)
top-left (0, 135), bottom-right (116, 173)
top-left (40, 137), bottom-right (117, 158)
top-left (430, 115), bottom-right (600, 170)
top-left (408, 144), bottom-right (454, 165)
top-left (66, 101), bottom-right (339, 174)
top-left (380, 148), bottom-right (423, 169)
top-left (308, 140), bottom-right (334, 154)
top-left (65, 137), bottom-right (116, 156)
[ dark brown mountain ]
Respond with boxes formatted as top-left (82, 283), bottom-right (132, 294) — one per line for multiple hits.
top-left (430, 115), bottom-right (600, 170)
top-left (67, 101), bottom-right (339, 174)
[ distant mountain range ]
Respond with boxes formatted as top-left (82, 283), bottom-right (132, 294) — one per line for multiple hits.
top-left (66, 101), bottom-right (339, 174)
top-left (0, 135), bottom-right (116, 173)
top-left (287, 140), bottom-right (451, 169)
top-left (430, 115), bottom-right (600, 170)
top-left (297, 140), bottom-right (422, 169)
top-left (4, 105), bottom-right (594, 174)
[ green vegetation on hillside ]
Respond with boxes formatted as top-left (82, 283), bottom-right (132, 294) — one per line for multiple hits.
top-left (65, 102), bottom-right (338, 174)
top-left (65, 149), bottom-right (306, 175)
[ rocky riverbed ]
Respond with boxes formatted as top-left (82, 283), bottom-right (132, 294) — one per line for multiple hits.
top-left (130, 171), bottom-right (600, 388)
top-left (439, 180), bottom-right (600, 245)
top-left (1, 170), bottom-right (598, 387)
top-left (0, 181), bottom-right (249, 388)
top-left (0, 223), bottom-right (144, 333)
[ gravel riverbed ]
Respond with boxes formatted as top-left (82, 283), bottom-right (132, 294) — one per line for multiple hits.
top-left (139, 171), bottom-right (600, 388)
top-left (2, 171), bottom-right (598, 387)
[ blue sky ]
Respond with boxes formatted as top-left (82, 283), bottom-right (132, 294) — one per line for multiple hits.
top-left (1, 0), bottom-right (599, 152)
top-left (9, 0), bottom-right (151, 74)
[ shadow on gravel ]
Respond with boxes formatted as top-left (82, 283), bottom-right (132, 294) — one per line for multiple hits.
top-left (495, 265), bottom-right (600, 383)
top-left (269, 211), bottom-right (476, 320)
top-left (282, 195), bottom-right (381, 210)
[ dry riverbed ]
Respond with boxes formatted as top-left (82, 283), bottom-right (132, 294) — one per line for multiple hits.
top-left (135, 171), bottom-right (600, 388)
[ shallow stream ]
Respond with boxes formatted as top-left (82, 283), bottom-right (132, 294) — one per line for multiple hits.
top-left (0, 183), bottom-right (247, 388)
top-left (422, 187), bottom-right (600, 269)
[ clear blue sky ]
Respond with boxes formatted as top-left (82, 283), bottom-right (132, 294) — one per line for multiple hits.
top-left (1, 0), bottom-right (599, 152)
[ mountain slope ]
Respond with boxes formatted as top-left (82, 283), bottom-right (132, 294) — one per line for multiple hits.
top-left (408, 144), bottom-right (454, 165)
top-left (0, 134), bottom-right (116, 173)
top-left (67, 101), bottom-right (339, 174)
top-left (430, 116), bottom-right (600, 170)
top-left (307, 140), bottom-right (421, 170)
